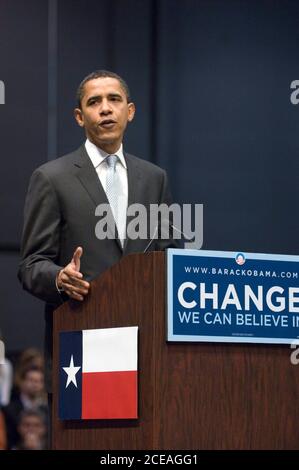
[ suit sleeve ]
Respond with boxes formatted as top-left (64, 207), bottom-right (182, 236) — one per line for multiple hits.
top-left (155, 169), bottom-right (181, 251)
top-left (18, 168), bottom-right (64, 304)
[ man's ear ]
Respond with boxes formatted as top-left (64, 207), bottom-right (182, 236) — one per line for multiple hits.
top-left (127, 102), bottom-right (135, 122)
top-left (74, 108), bottom-right (85, 127)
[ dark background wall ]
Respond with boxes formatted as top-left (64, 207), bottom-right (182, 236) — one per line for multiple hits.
top-left (1, 0), bottom-right (299, 353)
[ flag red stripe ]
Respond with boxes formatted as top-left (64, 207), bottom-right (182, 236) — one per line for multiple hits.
top-left (82, 371), bottom-right (138, 419)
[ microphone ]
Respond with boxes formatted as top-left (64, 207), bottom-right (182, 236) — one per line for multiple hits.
top-left (143, 225), bottom-right (158, 253)
top-left (168, 223), bottom-right (194, 242)
top-left (143, 220), bottom-right (194, 253)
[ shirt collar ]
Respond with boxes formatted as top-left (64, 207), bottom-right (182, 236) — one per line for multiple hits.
top-left (85, 139), bottom-right (127, 169)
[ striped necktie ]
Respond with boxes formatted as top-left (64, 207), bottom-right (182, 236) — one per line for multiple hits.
top-left (105, 154), bottom-right (124, 246)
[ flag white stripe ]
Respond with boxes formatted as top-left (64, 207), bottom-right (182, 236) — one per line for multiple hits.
top-left (82, 326), bottom-right (138, 373)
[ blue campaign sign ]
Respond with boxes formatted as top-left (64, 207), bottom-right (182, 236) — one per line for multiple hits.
top-left (167, 249), bottom-right (299, 344)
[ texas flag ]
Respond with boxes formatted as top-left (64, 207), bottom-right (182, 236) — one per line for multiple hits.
top-left (59, 326), bottom-right (138, 420)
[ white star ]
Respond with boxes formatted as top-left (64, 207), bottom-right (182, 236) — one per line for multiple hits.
top-left (62, 355), bottom-right (81, 388)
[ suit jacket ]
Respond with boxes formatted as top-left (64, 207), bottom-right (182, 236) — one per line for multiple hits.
top-left (18, 145), bottom-right (177, 389)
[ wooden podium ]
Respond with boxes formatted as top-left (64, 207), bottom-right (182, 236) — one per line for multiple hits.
top-left (52, 252), bottom-right (299, 449)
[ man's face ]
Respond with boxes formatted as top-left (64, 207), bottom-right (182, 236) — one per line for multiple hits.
top-left (21, 370), bottom-right (44, 399)
top-left (74, 77), bottom-right (135, 153)
top-left (18, 416), bottom-right (46, 440)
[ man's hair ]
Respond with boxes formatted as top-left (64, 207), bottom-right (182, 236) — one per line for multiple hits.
top-left (20, 365), bottom-right (43, 381)
top-left (76, 70), bottom-right (131, 108)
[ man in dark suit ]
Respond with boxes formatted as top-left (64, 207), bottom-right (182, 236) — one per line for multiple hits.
top-left (18, 70), bottom-right (176, 389)
top-left (3, 366), bottom-right (47, 449)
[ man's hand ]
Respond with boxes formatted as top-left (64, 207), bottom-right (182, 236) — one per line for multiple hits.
top-left (56, 246), bottom-right (90, 301)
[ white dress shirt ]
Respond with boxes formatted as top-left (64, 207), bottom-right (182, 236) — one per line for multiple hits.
top-left (85, 139), bottom-right (128, 243)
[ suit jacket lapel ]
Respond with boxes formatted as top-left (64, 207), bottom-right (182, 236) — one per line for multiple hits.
top-left (73, 145), bottom-right (123, 252)
top-left (73, 145), bottom-right (107, 205)
top-left (123, 153), bottom-right (142, 253)
top-left (126, 153), bottom-right (142, 207)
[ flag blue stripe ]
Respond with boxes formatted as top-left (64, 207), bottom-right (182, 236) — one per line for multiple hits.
top-left (59, 330), bottom-right (82, 420)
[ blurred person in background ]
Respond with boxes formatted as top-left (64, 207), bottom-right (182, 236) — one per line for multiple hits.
top-left (3, 365), bottom-right (47, 449)
top-left (0, 330), bottom-right (13, 407)
top-left (13, 348), bottom-right (44, 398)
top-left (13, 409), bottom-right (47, 450)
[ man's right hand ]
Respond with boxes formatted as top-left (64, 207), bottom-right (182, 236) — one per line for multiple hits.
top-left (56, 246), bottom-right (90, 301)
